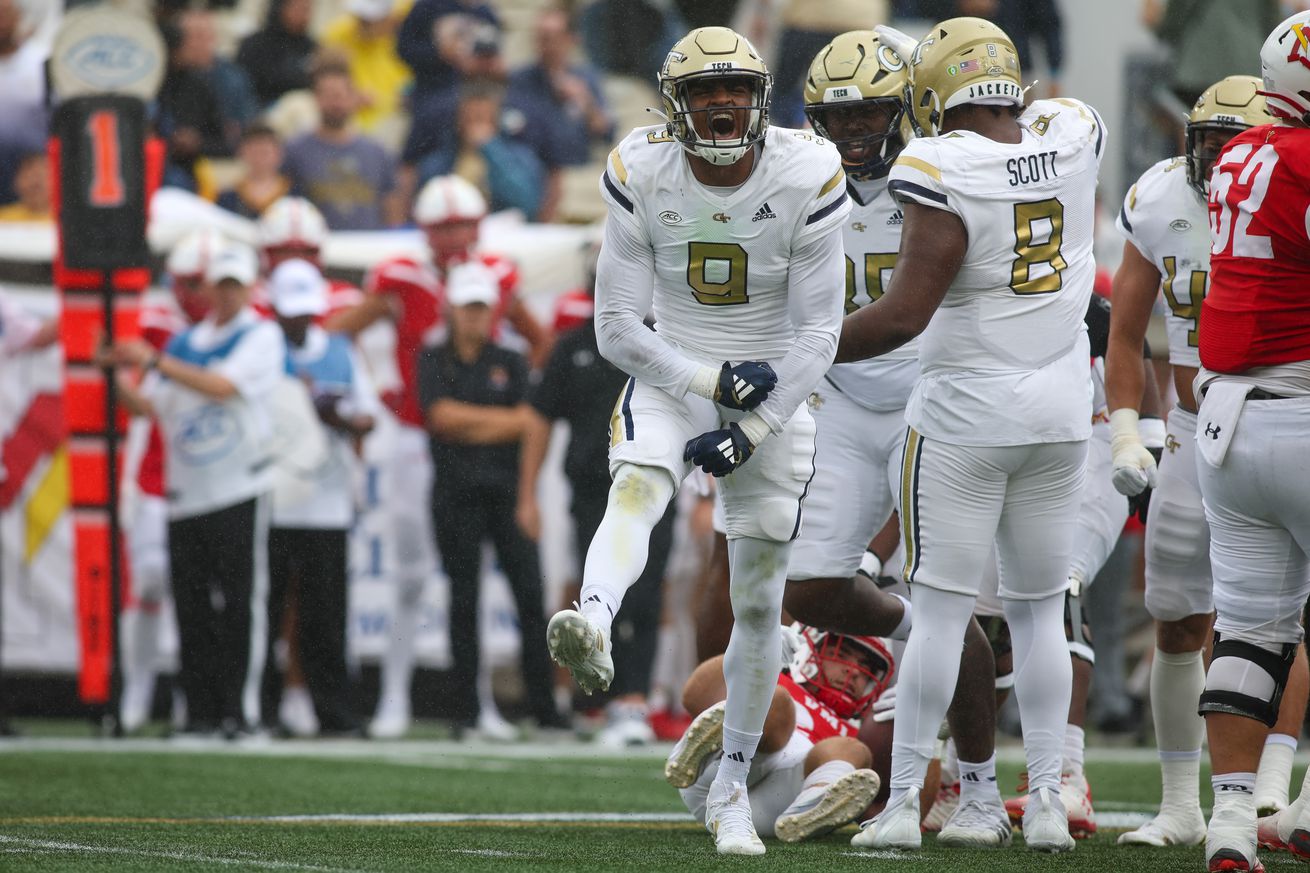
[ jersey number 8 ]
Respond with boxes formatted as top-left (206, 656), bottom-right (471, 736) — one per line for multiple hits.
top-left (1010, 198), bottom-right (1067, 295)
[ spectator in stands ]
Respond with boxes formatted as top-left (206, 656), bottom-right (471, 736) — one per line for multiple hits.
top-left (506, 8), bottom-right (613, 169)
top-left (237, 0), bottom-right (318, 108)
top-left (322, 0), bottom-right (413, 135)
top-left (771, 0), bottom-right (890, 127)
top-left (101, 243), bottom-right (284, 740)
top-left (521, 244), bottom-right (674, 746)
top-left (158, 20), bottom-right (227, 198)
top-left (916, 0), bottom-right (1064, 97)
top-left (263, 258), bottom-right (377, 738)
top-left (0, 151), bottom-right (49, 222)
top-left (217, 124), bottom-right (293, 220)
top-left (578, 0), bottom-right (681, 78)
top-left (413, 82), bottom-right (547, 219)
top-left (1143, 0), bottom-right (1282, 108)
top-left (417, 262), bottom-right (566, 737)
top-left (282, 61), bottom-right (404, 230)
top-left (0, 0), bottom-right (48, 204)
top-left (174, 9), bottom-right (259, 151)
top-left (398, 0), bottom-right (501, 109)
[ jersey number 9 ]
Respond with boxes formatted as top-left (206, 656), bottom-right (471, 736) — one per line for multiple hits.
top-left (687, 241), bottom-right (750, 306)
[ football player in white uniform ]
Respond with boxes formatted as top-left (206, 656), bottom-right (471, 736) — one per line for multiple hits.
top-left (1104, 75), bottom-right (1309, 848)
top-left (544, 26), bottom-right (849, 855)
top-left (840, 18), bottom-right (1106, 853)
top-left (799, 30), bottom-right (1007, 850)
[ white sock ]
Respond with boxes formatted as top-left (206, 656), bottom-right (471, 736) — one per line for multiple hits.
top-left (959, 753), bottom-right (1001, 805)
top-left (800, 759), bottom-right (856, 794)
top-left (1002, 592), bottom-right (1071, 796)
top-left (578, 465), bottom-right (675, 639)
top-left (1063, 724), bottom-right (1086, 778)
top-left (720, 535), bottom-right (788, 779)
top-left (941, 737), bottom-right (960, 785)
top-left (1255, 733), bottom-right (1298, 805)
top-left (1151, 647), bottom-right (1205, 809)
top-left (119, 606), bottom-right (161, 727)
top-left (378, 576), bottom-right (423, 715)
top-left (1213, 772), bottom-right (1258, 811)
top-left (719, 724), bottom-right (762, 785)
top-left (888, 585), bottom-right (975, 806)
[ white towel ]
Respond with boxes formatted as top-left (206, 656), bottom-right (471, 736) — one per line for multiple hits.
top-left (1196, 382), bottom-right (1251, 468)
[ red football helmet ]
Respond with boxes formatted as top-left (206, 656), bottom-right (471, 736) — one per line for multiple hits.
top-left (791, 626), bottom-right (894, 720)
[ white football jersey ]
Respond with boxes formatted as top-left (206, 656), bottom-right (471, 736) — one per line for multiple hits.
top-left (887, 98), bottom-right (1104, 445)
top-left (1115, 156), bottom-right (1211, 369)
top-left (601, 124), bottom-right (850, 365)
top-left (824, 179), bottom-right (920, 412)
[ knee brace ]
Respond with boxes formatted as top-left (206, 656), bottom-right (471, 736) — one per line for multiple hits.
top-left (1064, 585), bottom-right (1094, 666)
top-left (1199, 633), bottom-right (1298, 727)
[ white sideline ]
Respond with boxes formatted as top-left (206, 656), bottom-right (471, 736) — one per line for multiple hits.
top-left (0, 834), bottom-right (360, 872)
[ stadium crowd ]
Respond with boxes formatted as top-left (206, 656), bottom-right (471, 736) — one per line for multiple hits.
top-left (2, 0), bottom-right (1310, 867)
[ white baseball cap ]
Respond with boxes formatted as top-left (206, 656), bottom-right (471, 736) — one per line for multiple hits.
top-left (205, 243), bottom-right (259, 286)
top-left (445, 262), bottom-right (500, 308)
top-left (269, 258), bottom-right (328, 317)
top-left (347, 0), bottom-right (394, 21)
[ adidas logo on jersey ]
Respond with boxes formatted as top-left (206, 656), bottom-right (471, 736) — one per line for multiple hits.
top-left (886, 210), bottom-right (904, 226)
top-left (752, 202), bottom-right (777, 222)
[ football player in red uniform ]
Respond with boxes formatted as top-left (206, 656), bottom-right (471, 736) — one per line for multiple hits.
top-left (665, 627), bottom-right (888, 845)
top-left (1192, 12), bottom-right (1310, 872)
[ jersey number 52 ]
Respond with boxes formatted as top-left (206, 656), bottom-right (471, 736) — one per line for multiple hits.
top-left (1209, 143), bottom-right (1277, 260)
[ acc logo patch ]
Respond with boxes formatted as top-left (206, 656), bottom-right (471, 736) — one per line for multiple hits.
top-left (1170, 219), bottom-right (1191, 232)
top-left (658, 210), bottom-right (683, 225)
top-left (175, 404), bottom-right (243, 465)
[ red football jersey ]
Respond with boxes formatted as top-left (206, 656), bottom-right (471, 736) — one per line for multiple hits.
top-left (1201, 124), bottom-right (1310, 373)
top-left (365, 252), bottom-right (519, 426)
top-left (777, 673), bottom-right (859, 744)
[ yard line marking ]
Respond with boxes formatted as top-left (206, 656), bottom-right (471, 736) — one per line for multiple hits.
top-left (450, 849), bottom-right (538, 858)
top-left (0, 835), bottom-right (361, 872)
top-left (841, 850), bottom-right (925, 860)
top-left (246, 812), bottom-right (698, 824)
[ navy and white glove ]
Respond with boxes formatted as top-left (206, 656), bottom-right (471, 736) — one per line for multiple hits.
top-left (684, 422), bottom-right (755, 478)
top-left (716, 361), bottom-right (777, 411)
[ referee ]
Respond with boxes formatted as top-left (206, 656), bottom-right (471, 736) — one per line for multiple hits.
top-left (105, 243), bottom-right (284, 738)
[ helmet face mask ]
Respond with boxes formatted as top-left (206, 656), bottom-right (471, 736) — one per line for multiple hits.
top-left (659, 27), bottom-right (772, 167)
top-left (792, 626), bottom-right (893, 720)
top-left (804, 31), bottom-right (911, 179)
top-left (1185, 75), bottom-right (1273, 195)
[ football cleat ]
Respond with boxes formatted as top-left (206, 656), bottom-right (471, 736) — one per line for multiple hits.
top-left (851, 786), bottom-right (921, 850)
top-left (1004, 771), bottom-right (1097, 838)
top-left (1257, 811), bottom-right (1288, 853)
top-left (1207, 801), bottom-right (1264, 872)
top-left (1118, 806), bottom-right (1207, 846)
top-left (938, 797), bottom-right (1013, 848)
top-left (1022, 787), bottom-right (1074, 853)
top-left (922, 781), bottom-right (960, 833)
top-left (706, 780), bottom-right (765, 856)
top-left (664, 701), bottom-right (725, 788)
top-left (546, 609), bottom-right (613, 695)
top-left (775, 768), bottom-right (881, 843)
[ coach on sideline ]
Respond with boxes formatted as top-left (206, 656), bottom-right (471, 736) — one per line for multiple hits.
top-left (103, 243), bottom-right (284, 739)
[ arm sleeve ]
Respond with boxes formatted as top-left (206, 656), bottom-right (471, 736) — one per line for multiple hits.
top-left (887, 145), bottom-right (959, 217)
top-left (751, 227), bottom-right (844, 433)
top-left (593, 169), bottom-right (710, 398)
top-left (216, 322), bottom-right (285, 401)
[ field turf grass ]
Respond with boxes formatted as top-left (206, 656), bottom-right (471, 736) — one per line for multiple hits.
top-left (1, 722), bottom-right (1304, 871)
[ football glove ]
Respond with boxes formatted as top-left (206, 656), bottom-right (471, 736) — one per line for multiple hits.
top-left (684, 422), bottom-right (755, 478)
top-left (716, 361), bottom-right (777, 411)
top-left (1109, 408), bottom-right (1158, 497)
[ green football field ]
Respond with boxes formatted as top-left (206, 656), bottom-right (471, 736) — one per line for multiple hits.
top-left (0, 723), bottom-right (1301, 871)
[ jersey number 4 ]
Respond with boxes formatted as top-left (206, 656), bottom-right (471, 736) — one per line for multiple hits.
top-left (1010, 198), bottom-right (1067, 295)
top-left (1209, 143), bottom-right (1277, 259)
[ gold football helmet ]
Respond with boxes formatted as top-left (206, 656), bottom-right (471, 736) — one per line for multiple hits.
top-left (658, 26), bottom-right (771, 166)
top-left (904, 17), bottom-right (1023, 137)
top-left (1186, 75), bottom-right (1273, 195)
top-left (803, 30), bottom-right (912, 180)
